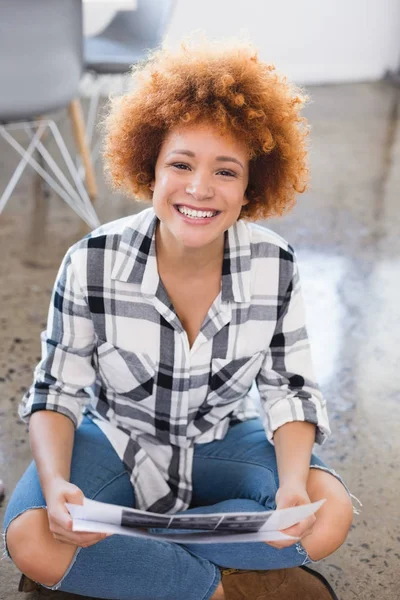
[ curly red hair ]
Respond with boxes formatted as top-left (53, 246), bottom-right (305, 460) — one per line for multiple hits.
top-left (103, 36), bottom-right (311, 220)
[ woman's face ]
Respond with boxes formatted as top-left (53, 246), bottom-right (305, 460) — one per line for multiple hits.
top-left (150, 121), bottom-right (249, 251)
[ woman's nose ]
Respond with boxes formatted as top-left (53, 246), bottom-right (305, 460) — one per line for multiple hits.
top-left (185, 176), bottom-right (214, 201)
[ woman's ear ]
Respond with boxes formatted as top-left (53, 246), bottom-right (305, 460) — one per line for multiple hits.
top-left (149, 180), bottom-right (155, 192)
top-left (242, 195), bottom-right (249, 206)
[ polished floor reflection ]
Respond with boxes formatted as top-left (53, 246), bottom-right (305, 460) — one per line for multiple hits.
top-left (1, 81), bottom-right (399, 600)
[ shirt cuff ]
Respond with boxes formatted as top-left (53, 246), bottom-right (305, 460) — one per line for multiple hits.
top-left (263, 396), bottom-right (331, 446)
top-left (18, 392), bottom-right (84, 429)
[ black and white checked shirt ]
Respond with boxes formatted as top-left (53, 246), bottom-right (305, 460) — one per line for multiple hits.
top-left (19, 208), bottom-right (331, 514)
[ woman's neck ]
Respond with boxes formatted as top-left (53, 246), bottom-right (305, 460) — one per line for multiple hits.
top-left (155, 223), bottom-right (224, 278)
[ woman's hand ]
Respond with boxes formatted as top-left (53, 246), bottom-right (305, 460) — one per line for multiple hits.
top-left (264, 482), bottom-right (316, 549)
top-left (45, 477), bottom-right (110, 548)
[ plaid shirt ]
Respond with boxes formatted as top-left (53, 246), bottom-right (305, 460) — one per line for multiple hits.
top-left (19, 207), bottom-right (331, 514)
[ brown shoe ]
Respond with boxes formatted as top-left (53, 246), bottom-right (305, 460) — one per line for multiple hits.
top-left (18, 574), bottom-right (41, 593)
top-left (219, 565), bottom-right (338, 600)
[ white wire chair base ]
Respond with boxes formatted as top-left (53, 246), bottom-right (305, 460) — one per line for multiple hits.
top-left (0, 119), bottom-right (100, 229)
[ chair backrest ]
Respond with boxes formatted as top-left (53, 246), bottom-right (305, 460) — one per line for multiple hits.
top-left (0, 0), bottom-right (83, 122)
top-left (100, 0), bottom-right (176, 48)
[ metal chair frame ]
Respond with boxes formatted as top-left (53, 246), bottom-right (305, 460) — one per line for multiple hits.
top-left (0, 117), bottom-right (100, 229)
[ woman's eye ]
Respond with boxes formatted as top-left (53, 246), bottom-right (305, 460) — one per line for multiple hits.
top-left (172, 163), bottom-right (190, 170)
top-left (218, 170), bottom-right (236, 177)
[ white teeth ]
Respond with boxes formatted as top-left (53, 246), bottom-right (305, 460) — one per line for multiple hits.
top-left (177, 206), bottom-right (217, 218)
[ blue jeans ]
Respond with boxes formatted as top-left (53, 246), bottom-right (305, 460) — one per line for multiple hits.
top-left (3, 416), bottom-right (349, 600)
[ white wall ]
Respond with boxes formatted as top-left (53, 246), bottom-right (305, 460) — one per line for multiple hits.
top-left (87, 0), bottom-right (400, 84)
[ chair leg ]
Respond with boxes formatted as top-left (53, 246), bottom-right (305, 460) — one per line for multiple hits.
top-left (0, 123), bottom-right (46, 214)
top-left (22, 152), bottom-right (50, 268)
top-left (68, 99), bottom-right (98, 203)
top-left (22, 121), bottom-right (50, 267)
top-left (0, 119), bottom-right (100, 230)
top-left (86, 83), bottom-right (101, 148)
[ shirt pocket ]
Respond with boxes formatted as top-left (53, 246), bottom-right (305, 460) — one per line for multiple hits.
top-left (209, 352), bottom-right (264, 405)
top-left (96, 340), bottom-right (155, 399)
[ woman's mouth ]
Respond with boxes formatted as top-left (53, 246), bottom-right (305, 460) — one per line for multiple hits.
top-left (174, 204), bottom-right (220, 223)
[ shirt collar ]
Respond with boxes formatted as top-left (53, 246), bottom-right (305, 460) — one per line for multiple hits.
top-left (222, 219), bottom-right (251, 303)
top-left (111, 207), bottom-right (252, 303)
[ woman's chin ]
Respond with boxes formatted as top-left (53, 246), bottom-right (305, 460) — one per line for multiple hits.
top-left (176, 235), bottom-right (218, 250)
top-left (157, 214), bottom-right (227, 251)
top-left (168, 223), bottom-right (222, 248)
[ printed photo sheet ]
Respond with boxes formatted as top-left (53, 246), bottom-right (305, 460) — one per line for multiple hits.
top-left (66, 498), bottom-right (326, 544)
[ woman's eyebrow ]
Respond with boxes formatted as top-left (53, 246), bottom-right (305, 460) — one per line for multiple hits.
top-left (166, 149), bottom-right (244, 170)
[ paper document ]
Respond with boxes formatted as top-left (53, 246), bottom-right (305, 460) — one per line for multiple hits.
top-left (66, 497), bottom-right (326, 544)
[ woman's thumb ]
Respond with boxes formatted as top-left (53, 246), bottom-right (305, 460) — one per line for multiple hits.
top-left (65, 484), bottom-right (84, 505)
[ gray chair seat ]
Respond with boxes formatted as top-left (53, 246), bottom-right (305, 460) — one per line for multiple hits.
top-left (84, 3), bottom-right (175, 75)
top-left (84, 37), bottom-right (146, 74)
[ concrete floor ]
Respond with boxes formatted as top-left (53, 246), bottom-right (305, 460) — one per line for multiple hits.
top-left (0, 81), bottom-right (399, 600)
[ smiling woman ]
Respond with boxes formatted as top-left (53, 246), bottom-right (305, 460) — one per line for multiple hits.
top-left (3, 33), bottom-right (353, 600)
top-left (151, 122), bottom-right (249, 249)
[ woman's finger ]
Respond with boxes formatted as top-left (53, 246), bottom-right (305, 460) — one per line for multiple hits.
top-left (52, 531), bottom-right (108, 547)
top-left (265, 539), bottom-right (299, 549)
top-left (49, 510), bottom-right (110, 546)
top-left (52, 530), bottom-right (103, 543)
top-left (269, 528), bottom-right (313, 549)
top-left (264, 515), bottom-right (316, 549)
top-left (280, 524), bottom-right (307, 539)
top-left (48, 508), bottom-right (73, 532)
top-left (62, 532), bottom-right (108, 546)
top-left (50, 523), bottom-right (107, 542)
top-left (280, 514), bottom-right (316, 539)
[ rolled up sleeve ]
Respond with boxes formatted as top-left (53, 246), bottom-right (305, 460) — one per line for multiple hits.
top-left (256, 249), bottom-right (331, 446)
top-left (19, 247), bottom-right (96, 429)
